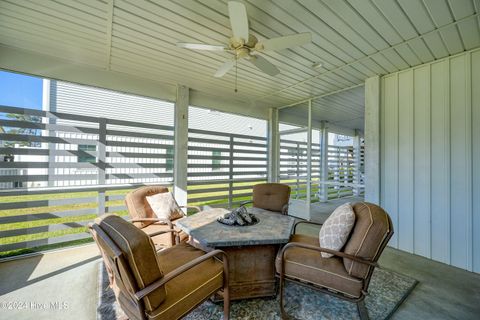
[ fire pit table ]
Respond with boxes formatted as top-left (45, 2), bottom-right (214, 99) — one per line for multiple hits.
top-left (176, 208), bottom-right (295, 300)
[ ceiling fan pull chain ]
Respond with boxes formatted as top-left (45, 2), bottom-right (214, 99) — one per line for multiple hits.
top-left (235, 57), bottom-right (238, 93)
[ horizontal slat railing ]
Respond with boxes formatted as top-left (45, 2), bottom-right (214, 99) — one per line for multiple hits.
top-left (279, 138), bottom-right (364, 202)
top-left (0, 105), bottom-right (176, 256)
top-left (187, 127), bottom-right (267, 208)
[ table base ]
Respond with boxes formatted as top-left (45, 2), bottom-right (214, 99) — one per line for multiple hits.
top-left (213, 244), bottom-right (279, 301)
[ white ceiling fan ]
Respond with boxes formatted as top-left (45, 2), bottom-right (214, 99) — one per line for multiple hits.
top-left (176, 1), bottom-right (312, 78)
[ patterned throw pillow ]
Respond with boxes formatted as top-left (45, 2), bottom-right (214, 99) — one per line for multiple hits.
top-left (145, 192), bottom-right (184, 222)
top-left (319, 203), bottom-right (356, 258)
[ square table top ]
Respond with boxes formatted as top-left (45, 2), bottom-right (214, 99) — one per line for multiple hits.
top-left (176, 208), bottom-right (295, 248)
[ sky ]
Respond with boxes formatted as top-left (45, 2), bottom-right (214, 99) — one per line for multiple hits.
top-left (0, 70), bottom-right (42, 110)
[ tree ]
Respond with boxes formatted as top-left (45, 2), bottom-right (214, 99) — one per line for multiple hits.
top-left (1, 113), bottom-right (41, 160)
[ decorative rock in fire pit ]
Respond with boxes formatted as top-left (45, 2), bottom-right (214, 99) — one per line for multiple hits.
top-left (217, 206), bottom-right (259, 226)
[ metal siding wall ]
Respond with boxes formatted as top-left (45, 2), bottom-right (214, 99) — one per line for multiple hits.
top-left (397, 71), bottom-right (414, 252)
top-left (472, 50), bottom-right (480, 274)
top-left (449, 54), bottom-right (471, 270)
top-left (413, 65), bottom-right (431, 258)
top-left (430, 59), bottom-right (451, 264)
top-left (380, 49), bottom-right (479, 272)
top-left (382, 74), bottom-right (399, 248)
top-left (53, 81), bottom-right (174, 125)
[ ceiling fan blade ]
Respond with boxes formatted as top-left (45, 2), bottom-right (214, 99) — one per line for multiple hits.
top-left (228, 1), bottom-right (249, 40)
top-left (214, 60), bottom-right (235, 77)
top-left (176, 42), bottom-right (226, 51)
top-left (249, 56), bottom-right (280, 76)
top-left (259, 32), bottom-right (312, 51)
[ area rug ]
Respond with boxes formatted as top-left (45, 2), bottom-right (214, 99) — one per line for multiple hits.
top-left (97, 262), bottom-right (417, 320)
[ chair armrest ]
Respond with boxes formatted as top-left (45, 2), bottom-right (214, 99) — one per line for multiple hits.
top-left (147, 229), bottom-right (180, 245)
top-left (130, 218), bottom-right (173, 228)
top-left (180, 205), bottom-right (201, 213)
top-left (293, 220), bottom-right (323, 234)
top-left (134, 249), bottom-right (229, 301)
top-left (279, 242), bottom-right (377, 267)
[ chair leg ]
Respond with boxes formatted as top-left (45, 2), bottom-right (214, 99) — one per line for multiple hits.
top-left (279, 274), bottom-right (288, 320)
top-left (222, 259), bottom-right (230, 320)
top-left (357, 300), bottom-right (369, 320)
top-left (223, 289), bottom-right (230, 320)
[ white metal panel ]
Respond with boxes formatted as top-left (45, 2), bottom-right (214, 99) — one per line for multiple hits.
top-left (413, 65), bottom-right (431, 257)
top-left (0, 0), bottom-right (479, 121)
top-left (472, 49), bottom-right (480, 273)
top-left (381, 74), bottom-right (399, 248)
top-left (450, 54), bottom-right (472, 270)
top-left (397, 70), bottom-right (414, 253)
top-left (380, 48), bottom-right (479, 272)
top-left (430, 59), bottom-right (451, 265)
top-left (52, 81), bottom-right (175, 126)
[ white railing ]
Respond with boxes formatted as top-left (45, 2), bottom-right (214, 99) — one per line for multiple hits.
top-left (187, 128), bottom-right (268, 208)
top-left (0, 106), bottom-right (268, 255)
top-left (0, 106), bottom-right (173, 254)
top-left (279, 138), bottom-right (364, 202)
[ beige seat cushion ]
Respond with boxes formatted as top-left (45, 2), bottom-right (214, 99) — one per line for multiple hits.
top-left (147, 243), bottom-right (224, 320)
top-left (343, 202), bottom-right (392, 279)
top-left (253, 183), bottom-right (291, 212)
top-left (319, 202), bottom-right (355, 258)
top-left (125, 186), bottom-right (170, 228)
top-left (276, 234), bottom-right (363, 298)
top-left (146, 192), bottom-right (184, 222)
top-left (141, 222), bottom-right (189, 250)
top-left (95, 214), bottom-right (167, 312)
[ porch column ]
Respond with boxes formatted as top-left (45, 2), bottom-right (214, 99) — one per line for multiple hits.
top-left (353, 130), bottom-right (361, 196)
top-left (174, 85), bottom-right (189, 208)
top-left (364, 76), bottom-right (381, 204)
top-left (43, 79), bottom-right (56, 188)
top-left (319, 121), bottom-right (328, 202)
top-left (267, 107), bottom-right (279, 183)
top-left (306, 100), bottom-right (312, 205)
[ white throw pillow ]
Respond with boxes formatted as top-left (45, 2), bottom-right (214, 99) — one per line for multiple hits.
top-left (145, 192), bottom-right (184, 222)
top-left (319, 203), bottom-right (356, 258)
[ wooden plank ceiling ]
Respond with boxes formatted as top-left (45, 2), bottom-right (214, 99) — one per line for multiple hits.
top-left (0, 0), bottom-right (479, 116)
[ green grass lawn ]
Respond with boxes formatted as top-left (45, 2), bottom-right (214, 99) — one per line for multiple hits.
top-left (0, 181), bottom-right (263, 258)
top-left (0, 179), bottom-right (355, 258)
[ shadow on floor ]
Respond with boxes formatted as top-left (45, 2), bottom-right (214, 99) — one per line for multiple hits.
top-left (0, 253), bottom-right (99, 295)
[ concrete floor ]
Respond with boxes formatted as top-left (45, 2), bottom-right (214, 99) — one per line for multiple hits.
top-left (1, 199), bottom-right (479, 320)
top-left (0, 245), bottom-right (100, 320)
top-left (309, 196), bottom-right (365, 223)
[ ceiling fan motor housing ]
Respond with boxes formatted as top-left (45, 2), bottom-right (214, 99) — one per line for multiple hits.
top-left (229, 34), bottom-right (258, 58)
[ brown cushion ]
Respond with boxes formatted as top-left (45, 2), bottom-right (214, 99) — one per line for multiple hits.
top-left (125, 186), bottom-right (169, 228)
top-left (146, 191), bottom-right (184, 222)
top-left (253, 183), bottom-right (291, 213)
top-left (142, 222), bottom-right (189, 250)
top-left (95, 214), bottom-right (167, 312)
top-left (147, 243), bottom-right (224, 319)
top-left (276, 234), bottom-right (363, 298)
top-left (343, 202), bottom-right (392, 278)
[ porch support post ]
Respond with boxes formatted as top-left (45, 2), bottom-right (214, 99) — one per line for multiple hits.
top-left (306, 100), bottom-right (312, 207)
top-left (365, 76), bottom-right (381, 204)
top-left (268, 107), bottom-right (279, 183)
top-left (353, 130), bottom-right (361, 197)
top-left (174, 85), bottom-right (189, 209)
top-left (319, 121), bottom-right (328, 202)
top-left (44, 79), bottom-right (56, 188)
top-left (97, 118), bottom-right (107, 215)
